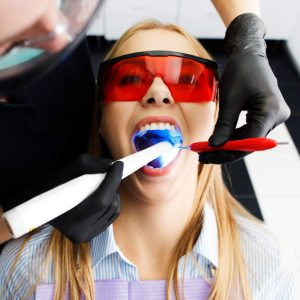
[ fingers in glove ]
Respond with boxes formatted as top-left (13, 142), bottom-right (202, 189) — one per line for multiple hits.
top-left (26, 155), bottom-right (114, 200)
top-left (58, 154), bottom-right (113, 179)
top-left (52, 154), bottom-right (114, 199)
top-left (230, 123), bottom-right (266, 141)
top-left (61, 194), bottom-right (121, 243)
top-left (51, 161), bottom-right (123, 225)
top-left (50, 161), bottom-right (123, 242)
top-left (198, 150), bottom-right (250, 165)
top-left (92, 194), bottom-right (121, 226)
top-left (89, 161), bottom-right (124, 209)
top-left (85, 197), bottom-right (121, 242)
top-left (209, 93), bottom-right (243, 146)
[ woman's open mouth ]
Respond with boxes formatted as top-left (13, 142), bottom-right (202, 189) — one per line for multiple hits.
top-left (132, 122), bottom-right (183, 170)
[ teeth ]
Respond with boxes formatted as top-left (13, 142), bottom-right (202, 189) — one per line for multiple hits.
top-left (138, 122), bottom-right (177, 132)
top-left (133, 121), bottom-right (183, 169)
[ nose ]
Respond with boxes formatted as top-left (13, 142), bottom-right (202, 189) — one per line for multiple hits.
top-left (141, 77), bottom-right (175, 107)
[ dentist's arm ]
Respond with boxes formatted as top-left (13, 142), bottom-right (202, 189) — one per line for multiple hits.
top-left (199, 0), bottom-right (290, 164)
top-left (211, 0), bottom-right (260, 26)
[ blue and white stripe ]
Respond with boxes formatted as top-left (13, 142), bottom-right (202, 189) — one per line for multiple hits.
top-left (0, 205), bottom-right (298, 299)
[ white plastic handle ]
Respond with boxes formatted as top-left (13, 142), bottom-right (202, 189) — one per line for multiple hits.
top-left (4, 141), bottom-right (173, 238)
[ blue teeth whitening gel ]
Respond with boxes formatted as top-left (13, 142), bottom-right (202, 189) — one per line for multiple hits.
top-left (133, 129), bottom-right (183, 168)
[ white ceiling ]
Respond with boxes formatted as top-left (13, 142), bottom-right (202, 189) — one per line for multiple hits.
top-left (88, 0), bottom-right (300, 40)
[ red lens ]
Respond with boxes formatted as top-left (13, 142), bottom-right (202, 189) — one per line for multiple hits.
top-left (163, 58), bottom-right (217, 102)
top-left (102, 59), bottom-right (153, 101)
top-left (99, 54), bottom-right (217, 103)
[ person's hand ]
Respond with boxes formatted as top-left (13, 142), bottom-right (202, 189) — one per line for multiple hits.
top-left (199, 13), bottom-right (291, 164)
top-left (18, 154), bottom-right (123, 243)
top-left (50, 155), bottom-right (123, 243)
top-left (0, 0), bottom-right (70, 54)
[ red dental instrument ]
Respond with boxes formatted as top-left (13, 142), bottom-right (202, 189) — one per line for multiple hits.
top-left (179, 137), bottom-right (278, 152)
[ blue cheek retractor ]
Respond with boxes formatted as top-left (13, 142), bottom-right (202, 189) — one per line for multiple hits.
top-left (132, 129), bottom-right (183, 168)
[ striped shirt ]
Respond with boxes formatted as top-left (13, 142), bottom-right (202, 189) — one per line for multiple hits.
top-left (0, 205), bottom-right (298, 299)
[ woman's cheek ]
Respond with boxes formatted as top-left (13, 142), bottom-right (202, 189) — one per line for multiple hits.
top-left (182, 103), bottom-right (216, 142)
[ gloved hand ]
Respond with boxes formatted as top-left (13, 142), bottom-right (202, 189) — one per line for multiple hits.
top-left (199, 13), bottom-right (290, 164)
top-left (19, 154), bottom-right (123, 243)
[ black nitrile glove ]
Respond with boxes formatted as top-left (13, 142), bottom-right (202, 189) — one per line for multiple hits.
top-left (199, 13), bottom-right (290, 164)
top-left (50, 154), bottom-right (123, 243)
top-left (17, 154), bottom-right (123, 243)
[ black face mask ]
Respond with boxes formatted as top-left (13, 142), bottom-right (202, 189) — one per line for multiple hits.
top-left (0, 39), bottom-right (96, 210)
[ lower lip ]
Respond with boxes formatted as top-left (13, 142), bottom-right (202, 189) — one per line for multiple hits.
top-left (140, 154), bottom-right (179, 176)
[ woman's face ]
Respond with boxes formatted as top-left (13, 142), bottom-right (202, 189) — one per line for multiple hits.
top-left (100, 29), bottom-right (216, 201)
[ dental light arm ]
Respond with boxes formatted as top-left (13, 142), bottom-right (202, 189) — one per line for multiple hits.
top-left (0, 0), bottom-right (104, 94)
top-left (3, 142), bottom-right (173, 239)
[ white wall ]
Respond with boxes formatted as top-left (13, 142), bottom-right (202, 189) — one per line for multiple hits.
top-left (287, 15), bottom-right (300, 74)
top-left (88, 0), bottom-right (300, 40)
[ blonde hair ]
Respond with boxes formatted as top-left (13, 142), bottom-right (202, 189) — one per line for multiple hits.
top-left (9, 20), bottom-right (258, 300)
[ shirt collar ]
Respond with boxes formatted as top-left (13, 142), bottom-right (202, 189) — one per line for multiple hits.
top-left (91, 203), bottom-right (218, 268)
top-left (90, 224), bottom-right (119, 267)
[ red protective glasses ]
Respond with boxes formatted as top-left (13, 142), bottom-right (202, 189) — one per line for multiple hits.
top-left (97, 51), bottom-right (218, 103)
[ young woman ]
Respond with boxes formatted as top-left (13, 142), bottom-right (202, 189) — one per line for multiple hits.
top-left (0, 20), bottom-right (297, 300)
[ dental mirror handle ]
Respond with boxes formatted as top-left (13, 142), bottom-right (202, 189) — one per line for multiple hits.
top-left (186, 137), bottom-right (277, 152)
top-left (4, 141), bottom-right (172, 238)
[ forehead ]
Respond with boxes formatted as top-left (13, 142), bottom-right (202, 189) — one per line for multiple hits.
top-left (115, 29), bottom-right (199, 57)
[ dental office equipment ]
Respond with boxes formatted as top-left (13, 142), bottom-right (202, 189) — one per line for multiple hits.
top-left (180, 137), bottom-right (277, 152)
top-left (3, 136), bottom-right (277, 239)
top-left (4, 141), bottom-right (173, 238)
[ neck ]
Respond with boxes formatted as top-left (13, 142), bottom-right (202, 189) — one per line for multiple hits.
top-left (113, 165), bottom-right (198, 279)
